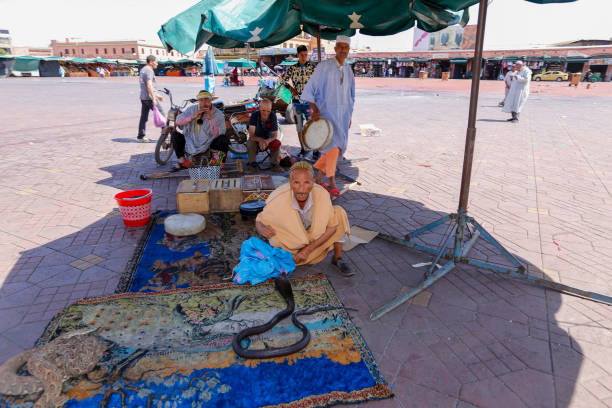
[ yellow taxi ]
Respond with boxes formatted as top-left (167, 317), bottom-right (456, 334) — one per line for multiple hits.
top-left (533, 71), bottom-right (569, 82)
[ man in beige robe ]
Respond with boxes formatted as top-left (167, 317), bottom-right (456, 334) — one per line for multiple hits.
top-left (256, 161), bottom-right (354, 276)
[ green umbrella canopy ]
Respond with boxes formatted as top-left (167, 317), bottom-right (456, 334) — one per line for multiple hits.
top-left (158, 0), bottom-right (576, 55)
top-left (226, 58), bottom-right (257, 68)
top-left (280, 60), bottom-right (298, 66)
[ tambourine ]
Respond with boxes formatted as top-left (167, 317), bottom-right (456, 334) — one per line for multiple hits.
top-left (302, 118), bottom-right (333, 151)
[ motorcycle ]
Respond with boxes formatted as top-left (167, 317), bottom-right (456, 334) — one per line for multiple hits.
top-left (154, 88), bottom-right (260, 165)
top-left (154, 88), bottom-right (197, 165)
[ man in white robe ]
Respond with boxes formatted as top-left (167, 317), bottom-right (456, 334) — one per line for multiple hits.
top-left (498, 65), bottom-right (516, 107)
top-left (300, 35), bottom-right (355, 198)
top-left (502, 61), bottom-right (531, 122)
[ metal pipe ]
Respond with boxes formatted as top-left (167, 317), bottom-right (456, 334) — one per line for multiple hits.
top-left (316, 26), bottom-right (322, 62)
top-left (457, 0), bottom-right (489, 213)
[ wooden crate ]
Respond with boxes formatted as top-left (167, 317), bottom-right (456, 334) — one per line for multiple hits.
top-left (242, 175), bottom-right (275, 201)
top-left (209, 178), bottom-right (243, 212)
top-left (176, 179), bottom-right (210, 214)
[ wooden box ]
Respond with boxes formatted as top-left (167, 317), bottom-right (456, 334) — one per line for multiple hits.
top-left (242, 175), bottom-right (275, 201)
top-left (209, 178), bottom-right (243, 212)
top-left (176, 179), bottom-right (210, 214)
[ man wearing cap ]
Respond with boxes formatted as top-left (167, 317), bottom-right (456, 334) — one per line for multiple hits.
top-left (300, 35), bottom-right (355, 199)
top-left (171, 90), bottom-right (227, 170)
top-left (256, 161), bottom-right (354, 276)
top-left (281, 45), bottom-right (316, 157)
top-left (502, 60), bottom-right (532, 122)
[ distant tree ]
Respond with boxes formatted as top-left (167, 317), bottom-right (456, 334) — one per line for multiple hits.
top-left (0, 49), bottom-right (7, 55)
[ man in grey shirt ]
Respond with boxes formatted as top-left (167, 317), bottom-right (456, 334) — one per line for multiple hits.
top-left (137, 55), bottom-right (164, 143)
top-left (171, 90), bottom-right (229, 170)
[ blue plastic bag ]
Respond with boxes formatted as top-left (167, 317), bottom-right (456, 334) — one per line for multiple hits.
top-left (233, 237), bottom-right (296, 285)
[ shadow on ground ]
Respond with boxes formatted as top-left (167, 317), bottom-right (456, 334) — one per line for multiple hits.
top-left (0, 150), bottom-right (593, 408)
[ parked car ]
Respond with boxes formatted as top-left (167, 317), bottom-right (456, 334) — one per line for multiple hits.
top-left (533, 71), bottom-right (569, 82)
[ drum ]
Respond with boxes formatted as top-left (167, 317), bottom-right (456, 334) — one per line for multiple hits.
top-left (164, 213), bottom-right (207, 236)
top-left (302, 118), bottom-right (333, 151)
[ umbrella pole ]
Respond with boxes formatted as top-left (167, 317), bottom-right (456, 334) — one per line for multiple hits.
top-left (370, 0), bottom-right (612, 321)
top-left (316, 25), bottom-right (322, 62)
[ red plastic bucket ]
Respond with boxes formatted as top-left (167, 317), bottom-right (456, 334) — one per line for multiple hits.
top-left (114, 189), bottom-right (153, 227)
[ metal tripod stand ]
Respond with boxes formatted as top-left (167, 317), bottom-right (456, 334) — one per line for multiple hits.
top-left (370, 0), bottom-right (612, 320)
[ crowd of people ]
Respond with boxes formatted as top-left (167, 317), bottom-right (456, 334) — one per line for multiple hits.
top-left (135, 36), bottom-right (357, 274)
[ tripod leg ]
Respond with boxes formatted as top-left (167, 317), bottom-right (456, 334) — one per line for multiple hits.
top-left (370, 260), bottom-right (456, 320)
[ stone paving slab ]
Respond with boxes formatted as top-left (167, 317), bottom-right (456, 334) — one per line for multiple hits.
top-left (0, 78), bottom-right (611, 407)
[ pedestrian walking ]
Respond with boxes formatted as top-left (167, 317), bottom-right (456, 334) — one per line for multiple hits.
top-left (498, 65), bottom-right (515, 107)
top-left (137, 55), bottom-right (164, 143)
top-left (502, 61), bottom-right (531, 122)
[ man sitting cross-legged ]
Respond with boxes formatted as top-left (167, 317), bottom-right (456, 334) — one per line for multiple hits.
top-left (171, 90), bottom-right (228, 171)
top-left (246, 98), bottom-right (283, 173)
top-left (256, 161), bottom-right (354, 276)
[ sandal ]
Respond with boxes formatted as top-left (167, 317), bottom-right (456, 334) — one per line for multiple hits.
top-left (331, 257), bottom-right (355, 277)
top-left (170, 163), bottom-right (188, 172)
top-left (328, 188), bottom-right (342, 199)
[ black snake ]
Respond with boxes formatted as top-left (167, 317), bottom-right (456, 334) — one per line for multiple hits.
top-left (232, 276), bottom-right (311, 359)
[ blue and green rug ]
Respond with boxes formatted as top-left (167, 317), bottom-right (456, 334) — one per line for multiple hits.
top-left (6, 276), bottom-right (392, 407)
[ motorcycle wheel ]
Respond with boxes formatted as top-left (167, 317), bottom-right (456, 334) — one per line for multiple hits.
top-left (228, 131), bottom-right (248, 155)
top-left (155, 130), bottom-right (174, 165)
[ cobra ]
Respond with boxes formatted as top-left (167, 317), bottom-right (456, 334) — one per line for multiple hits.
top-left (232, 276), bottom-right (310, 359)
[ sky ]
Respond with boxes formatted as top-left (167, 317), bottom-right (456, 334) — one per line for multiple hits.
top-left (1, 0), bottom-right (611, 51)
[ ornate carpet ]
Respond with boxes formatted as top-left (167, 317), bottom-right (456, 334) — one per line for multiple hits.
top-left (6, 276), bottom-right (393, 407)
top-left (116, 211), bottom-right (257, 293)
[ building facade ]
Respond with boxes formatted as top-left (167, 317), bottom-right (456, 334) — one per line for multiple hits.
top-left (340, 45), bottom-right (612, 81)
top-left (11, 46), bottom-right (53, 57)
top-left (50, 38), bottom-right (189, 60)
top-left (0, 29), bottom-right (12, 55)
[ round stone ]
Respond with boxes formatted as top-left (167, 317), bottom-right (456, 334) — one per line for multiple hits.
top-left (164, 213), bottom-right (206, 236)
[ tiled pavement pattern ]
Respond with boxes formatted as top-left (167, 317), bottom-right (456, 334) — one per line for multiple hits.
top-left (1, 78), bottom-right (611, 407)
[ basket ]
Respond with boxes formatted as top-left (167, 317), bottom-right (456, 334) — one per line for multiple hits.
top-left (114, 189), bottom-right (153, 227)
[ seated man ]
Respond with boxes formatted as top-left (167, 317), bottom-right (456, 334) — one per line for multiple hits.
top-left (256, 161), bottom-right (354, 276)
top-left (246, 98), bottom-right (283, 173)
top-left (172, 90), bottom-right (228, 170)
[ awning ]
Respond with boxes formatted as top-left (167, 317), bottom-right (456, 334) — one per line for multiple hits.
top-left (280, 60), bottom-right (297, 66)
top-left (13, 56), bottom-right (41, 71)
top-left (566, 58), bottom-right (588, 63)
top-left (70, 57), bottom-right (94, 63)
top-left (450, 58), bottom-right (468, 63)
top-left (227, 58), bottom-right (257, 68)
top-left (260, 48), bottom-right (297, 56)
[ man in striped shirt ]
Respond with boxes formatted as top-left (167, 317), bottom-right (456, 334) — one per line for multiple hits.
top-left (282, 45), bottom-right (316, 158)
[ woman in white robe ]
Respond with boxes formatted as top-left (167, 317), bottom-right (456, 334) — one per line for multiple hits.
top-left (502, 61), bottom-right (532, 121)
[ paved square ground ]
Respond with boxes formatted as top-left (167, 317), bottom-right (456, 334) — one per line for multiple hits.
top-left (0, 77), bottom-right (611, 407)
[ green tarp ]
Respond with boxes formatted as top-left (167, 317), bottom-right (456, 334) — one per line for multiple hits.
top-left (226, 58), bottom-right (257, 68)
top-left (13, 56), bottom-right (40, 71)
top-left (280, 60), bottom-right (297, 66)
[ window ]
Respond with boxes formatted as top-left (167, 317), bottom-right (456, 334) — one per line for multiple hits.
top-left (81, 49), bottom-right (84, 54)
top-left (141, 48), bottom-right (144, 53)
top-left (156, 49), bottom-right (159, 55)
top-left (72, 49), bottom-right (75, 54)
top-left (131, 48), bottom-right (135, 53)
top-left (113, 48), bottom-right (116, 54)
top-left (65, 48), bottom-right (69, 54)
top-left (95, 48), bottom-right (98, 54)
top-left (121, 48), bottom-right (125, 53)
top-left (171, 51), bottom-right (174, 56)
